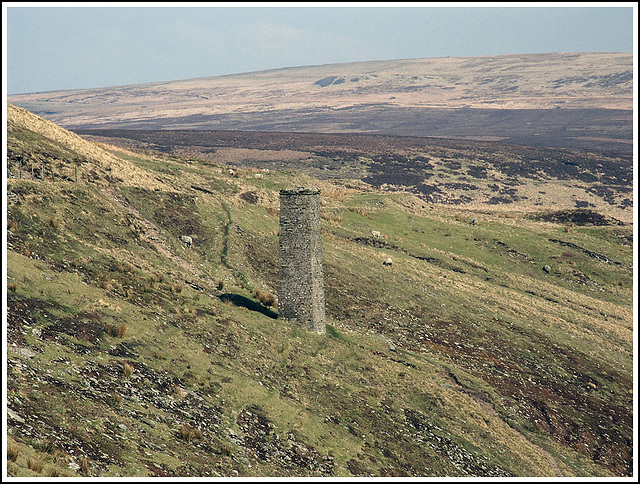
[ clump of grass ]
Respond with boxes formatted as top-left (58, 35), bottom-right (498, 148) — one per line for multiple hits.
top-left (564, 224), bottom-right (573, 233)
top-left (22, 247), bottom-right (32, 258)
top-left (8, 281), bottom-right (17, 292)
top-left (321, 211), bottom-right (343, 225)
top-left (34, 439), bottom-right (56, 454)
top-left (150, 273), bottom-right (164, 283)
top-left (8, 220), bottom-right (18, 231)
top-left (103, 323), bottom-right (127, 338)
top-left (172, 383), bottom-right (187, 398)
top-left (7, 444), bottom-right (20, 462)
top-left (349, 207), bottom-right (372, 217)
top-left (170, 283), bottom-right (183, 294)
top-left (49, 216), bottom-right (59, 230)
top-left (79, 456), bottom-right (90, 476)
top-left (27, 457), bottom-right (44, 473)
top-left (112, 392), bottom-right (123, 406)
top-left (177, 424), bottom-right (204, 443)
top-left (219, 441), bottom-right (233, 457)
top-left (122, 362), bottom-right (134, 378)
top-left (254, 289), bottom-right (276, 307)
top-left (217, 280), bottom-right (224, 291)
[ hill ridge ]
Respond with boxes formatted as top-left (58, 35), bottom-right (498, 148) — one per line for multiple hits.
top-left (7, 52), bottom-right (633, 153)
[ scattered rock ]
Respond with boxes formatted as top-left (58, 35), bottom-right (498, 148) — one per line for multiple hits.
top-left (179, 235), bottom-right (193, 248)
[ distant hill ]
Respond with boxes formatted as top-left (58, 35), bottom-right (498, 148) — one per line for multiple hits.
top-left (8, 52), bottom-right (633, 153)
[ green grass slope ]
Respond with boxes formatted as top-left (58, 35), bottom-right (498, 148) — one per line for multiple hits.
top-left (5, 104), bottom-right (634, 477)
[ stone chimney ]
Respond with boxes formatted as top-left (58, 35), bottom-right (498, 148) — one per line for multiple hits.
top-left (278, 187), bottom-right (326, 333)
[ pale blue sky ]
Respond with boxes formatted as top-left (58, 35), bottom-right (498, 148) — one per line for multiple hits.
top-left (4, 3), bottom-right (636, 94)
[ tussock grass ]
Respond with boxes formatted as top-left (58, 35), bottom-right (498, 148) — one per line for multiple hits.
top-left (122, 362), bottom-right (134, 378)
top-left (7, 444), bottom-right (20, 462)
top-left (27, 457), bottom-right (44, 473)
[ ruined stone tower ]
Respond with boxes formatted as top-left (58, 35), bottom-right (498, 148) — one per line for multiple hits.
top-left (278, 187), bottom-right (326, 333)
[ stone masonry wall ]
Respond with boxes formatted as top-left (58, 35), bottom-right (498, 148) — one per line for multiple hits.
top-left (278, 188), bottom-right (326, 333)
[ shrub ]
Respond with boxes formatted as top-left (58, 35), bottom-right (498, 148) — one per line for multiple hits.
top-left (8, 220), bottom-right (18, 231)
top-left (7, 444), bottom-right (20, 462)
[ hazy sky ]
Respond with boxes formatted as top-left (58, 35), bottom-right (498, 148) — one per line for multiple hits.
top-left (3, 3), bottom-right (636, 94)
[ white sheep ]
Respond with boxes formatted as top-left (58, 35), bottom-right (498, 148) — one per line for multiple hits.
top-left (382, 257), bottom-right (393, 266)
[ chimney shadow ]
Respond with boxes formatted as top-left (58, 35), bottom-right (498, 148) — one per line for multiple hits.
top-left (218, 293), bottom-right (278, 319)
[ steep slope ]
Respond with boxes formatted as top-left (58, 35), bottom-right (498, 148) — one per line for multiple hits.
top-left (5, 106), bottom-right (634, 477)
top-left (7, 52), bottom-right (633, 152)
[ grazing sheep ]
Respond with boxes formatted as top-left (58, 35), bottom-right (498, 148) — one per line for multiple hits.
top-left (372, 230), bottom-right (382, 238)
top-left (542, 264), bottom-right (551, 274)
top-left (382, 257), bottom-right (393, 266)
top-left (254, 173), bottom-right (264, 178)
top-left (180, 235), bottom-right (193, 248)
top-left (227, 168), bottom-right (235, 176)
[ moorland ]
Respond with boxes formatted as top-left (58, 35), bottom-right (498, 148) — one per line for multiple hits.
top-left (5, 102), bottom-right (634, 477)
top-left (7, 52), bottom-right (633, 154)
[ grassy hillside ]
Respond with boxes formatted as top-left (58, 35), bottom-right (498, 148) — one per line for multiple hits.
top-left (5, 104), bottom-right (634, 477)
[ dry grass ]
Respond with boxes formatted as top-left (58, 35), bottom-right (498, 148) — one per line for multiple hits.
top-left (7, 444), bottom-right (20, 462)
top-left (172, 384), bottom-right (187, 398)
top-left (27, 457), bottom-right (44, 473)
top-left (177, 424), bottom-right (204, 443)
top-left (116, 324), bottom-right (127, 338)
top-left (122, 362), bottom-right (134, 378)
top-left (254, 289), bottom-right (276, 307)
top-left (79, 456), bottom-right (90, 475)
